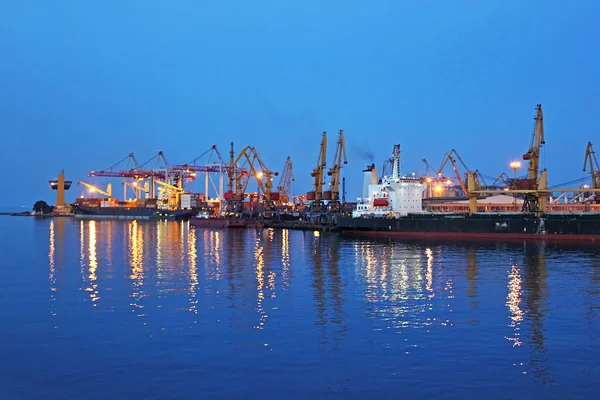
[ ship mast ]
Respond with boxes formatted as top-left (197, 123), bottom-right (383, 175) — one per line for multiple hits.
top-left (392, 144), bottom-right (401, 179)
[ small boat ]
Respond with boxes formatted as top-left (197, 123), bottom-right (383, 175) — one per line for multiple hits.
top-left (189, 210), bottom-right (246, 229)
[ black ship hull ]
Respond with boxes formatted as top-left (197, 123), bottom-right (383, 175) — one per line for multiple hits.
top-left (336, 213), bottom-right (600, 242)
top-left (73, 205), bottom-right (195, 221)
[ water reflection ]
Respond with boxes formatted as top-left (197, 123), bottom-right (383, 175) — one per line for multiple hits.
top-left (505, 263), bottom-right (523, 347)
top-left (253, 228), bottom-right (277, 331)
top-left (84, 220), bottom-right (100, 304)
top-left (187, 225), bottom-right (198, 315)
top-left (522, 243), bottom-right (551, 384)
top-left (49, 220), bottom-right (56, 317)
top-left (281, 229), bottom-right (291, 288)
top-left (309, 233), bottom-right (346, 347)
top-left (129, 221), bottom-right (145, 317)
top-left (356, 241), bottom-right (443, 330)
top-left (204, 229), bottom-right (222, 280)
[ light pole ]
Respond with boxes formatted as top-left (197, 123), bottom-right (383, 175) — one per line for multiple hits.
top-left (509, 161), bottom-right (521, 211)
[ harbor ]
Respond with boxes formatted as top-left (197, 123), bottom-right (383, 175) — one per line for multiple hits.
top-left (19, 105), bottom-right (600, 241)
top-left (3, 1), bottom-right (600, 398)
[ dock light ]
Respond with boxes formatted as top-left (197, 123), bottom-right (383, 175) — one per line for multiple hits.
top-left (256, 171), bottom-right (264, 179)
top-left (434, 186), bottom-right (443, 192)
top-left (426, 177), bottom-right (432, 183)
top-left (446, 180), bottom-right (452, 185)
top-left (510, 161), bottom-right (521, 178)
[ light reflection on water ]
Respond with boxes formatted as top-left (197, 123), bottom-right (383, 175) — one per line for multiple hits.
top-left (16, 220), bottom-right (598, 398)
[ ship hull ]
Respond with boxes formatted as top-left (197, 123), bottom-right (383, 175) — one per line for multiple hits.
top-left (74, 205), bottom-right (195, 221)
top-left (190, 217), bottom-right (247, 229)
top-left (336, 213), bottom-right (600, 242)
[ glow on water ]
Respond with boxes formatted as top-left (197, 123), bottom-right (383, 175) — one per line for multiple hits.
top-left (0, 218), bottom-right (598, 399)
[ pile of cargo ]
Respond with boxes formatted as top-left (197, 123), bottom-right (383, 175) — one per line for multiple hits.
top-left (135, 198), bottom-right (158, 209)
top-left (74, 197), bottom-right (105, 208)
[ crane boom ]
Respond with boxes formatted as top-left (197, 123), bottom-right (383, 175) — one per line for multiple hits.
top-left (155, 180), bottom-right (184, 193)
top-left (234, 146), bottom-right (278, 201)
top-left (583, 142), bottom-right (600, 189)
top-left (77, 181), bottom-right (112, 197)
top-left (437, 150), bottom-right (468, 194)
top-left (326, 130), bottom-right (347, 201)
top-left (310, 132), bottom-right (327, 201)
top-left (522, 104), bottom-right (545, 180)
top-left (277, 156), bottom-right (294, 205)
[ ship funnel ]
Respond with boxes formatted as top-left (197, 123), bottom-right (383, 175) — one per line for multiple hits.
top-left (362, 163), bottom-right (376, 200)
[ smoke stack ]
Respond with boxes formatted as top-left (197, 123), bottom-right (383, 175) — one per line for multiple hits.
top-left (371, 163), bottom-right (377, 185)
top-left (362, 164), bottom-right (375, 200)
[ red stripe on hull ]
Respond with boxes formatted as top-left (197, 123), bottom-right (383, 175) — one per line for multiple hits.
top-left (340, 230), bottom-right (600, 243)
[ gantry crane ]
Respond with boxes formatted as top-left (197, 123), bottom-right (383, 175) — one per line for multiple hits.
top-left (325, 129), bottom-right (347, 212)
top-left (222, 144), bottom-right (278, 217)
top-left (583, 141), bottom-right (600, 203)
top-left (77, 181), bottom-right (112, 198)
top-left (469, 104), bottom-right (600, 216)
top-left (517, 104), bottom-right (546, 212)
top-left (155, 179), bottom-right (184, 210)
top-left (276, 156), bottom-right (294, 206)
top-left (583, 142), bottom-right (600, 189)
top-left (309, 132), bottom-right (327, 201)
top-left (123, 180), bottom-right (149, 199)
top-left (437, 149), bottom-right (469, 194)
top-left (492, 172), bottom-right (512, 188)
top-left (437, 149), bottom-right (483, 212)
top-left (306, 132), bottom-right (327, 216)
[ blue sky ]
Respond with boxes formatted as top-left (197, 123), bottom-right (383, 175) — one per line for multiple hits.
top-left (1, 0), bottom-right (599, 207)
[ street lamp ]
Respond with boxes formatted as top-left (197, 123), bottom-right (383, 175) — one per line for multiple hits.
top-left (509, 161), bottom-right (521, 179)
top-left (509, 161), bottom-right (521, 211)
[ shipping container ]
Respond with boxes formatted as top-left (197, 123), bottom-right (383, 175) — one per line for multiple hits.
top-left (322, 191), bottom-right (332, 200)
top-left (180, 194), bottom-right (192, 209)
top-left (306, 191), bottom-right (316, 200)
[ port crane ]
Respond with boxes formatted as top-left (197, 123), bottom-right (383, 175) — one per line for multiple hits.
top-left (307, 131), bottom-right (327, 215)
top-left (517, 104), bottom-right (546, 212)
top-left (276, 156), bottom-right (294, 206)
top-left (123, 180), bottom-right (149, 199)
top-left (325, 129), bottom-right (347, 212)
top-left (583, 142), bottom-right (600, 196)
top-left (155, 179), bottom-right (185, 210)
top-left (437, 149), bottom-right (485, 194)
top-left (77, 181), bottom-right (112, 198)
top-left (469, 104), bottom-right (600, 216)
top-left (222, 143), bottom-right (278, 217)
top-left (171, 144), bottom-right (242, 201)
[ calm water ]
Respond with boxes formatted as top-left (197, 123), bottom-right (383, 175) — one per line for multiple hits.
top-left (1, 217), bottom-right (598, 399)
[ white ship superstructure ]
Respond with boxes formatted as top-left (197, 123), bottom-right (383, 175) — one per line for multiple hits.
top-left (353, 144), bottom-right (427, 218)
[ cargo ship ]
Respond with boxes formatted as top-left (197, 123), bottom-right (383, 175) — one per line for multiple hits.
top-left (73, 197), bottom-right (195, 221)
top-left (336, 144), bottom-right (600, 241)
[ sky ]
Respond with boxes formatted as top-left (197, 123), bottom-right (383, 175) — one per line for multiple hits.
top-left (1, 0), bottom-right (599, 207)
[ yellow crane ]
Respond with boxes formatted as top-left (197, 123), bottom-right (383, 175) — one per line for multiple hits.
top-left (437, 149), bottom-right (470, 194)
top-left (325, 129), bottom-right (348, 203)
top-left (277, 156), bottom-right (294, 206)
top-left (309, 131), bottom-right (327, 202)
top-left (583, 142), bottom-right (600, 189)
top-left (522, 104), bottom-right (545, 183)
top-left (231, 146), bottom-right (278, 202)
top-left (470, 104), bottom-right (600, 216)
top-left (155, 179), bottom-right (184, 210)
top-left (123, 180), bottom-right (149, 199)
top-left (77, 181), bottom-right (112, 197)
